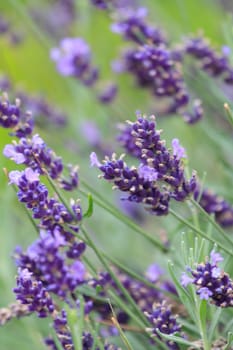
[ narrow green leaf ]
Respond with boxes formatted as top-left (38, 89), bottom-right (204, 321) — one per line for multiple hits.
top-left (83, 193), bottom-right (94, 218)
top-left (156, 329), bottom-right (200, 348)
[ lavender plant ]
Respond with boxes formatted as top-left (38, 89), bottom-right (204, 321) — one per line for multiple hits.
top-left (0, 1), bottom-right (233, 350)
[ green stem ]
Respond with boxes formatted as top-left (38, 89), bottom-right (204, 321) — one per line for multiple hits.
top-left (190, 198), bottom-right (233, 247)
top-left (81, 226), bottom-right (149, 328)
top-left (169, 209), bottom-right (233, 257)
top-left (80, 182), bottom-right (167, 253)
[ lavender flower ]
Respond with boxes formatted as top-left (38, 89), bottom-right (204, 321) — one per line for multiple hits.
top-left (4, 129), bottom-right (78, 190)
top-left (46, 309), bottom-right (121, 350)
top-left (111, 7), bottom-right (165, 45)
top-left (184, 36), bottom-right (233, 84)
top-left (15, 230), bottom-right (86, 298)
top-left (0, 93), bottom-right (33, 136)
top-left (8, 168), bottom-right (82, 239)
top-left (13, 268), bottom-right (55, 317)
top-left (93, 115), bottom-right (196, 215)
top-left (145, 301), bottom-right (181, 350)
top-left (194, 188), bottom-right (233, 228)
top-left (181, 251), bottom-right (233, 307)
top-left (51, 38), bottom-right (99, 86)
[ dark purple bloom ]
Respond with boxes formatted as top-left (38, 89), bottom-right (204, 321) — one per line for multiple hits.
top-left (51, 38), bottom-right (99, 86)
top-left (4, 134), bottom-right (63, 179)
top-left (182, 251), bottom-right (233, 307)
top-left (145, 301), bottom-right (181, 350)
top-left (93, 115), bottom-right (196, 215)
top-left (13, 268), bottom-right (55, 318)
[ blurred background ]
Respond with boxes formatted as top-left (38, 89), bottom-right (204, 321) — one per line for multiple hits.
top-left (0, 1), bottom-right (233, 349)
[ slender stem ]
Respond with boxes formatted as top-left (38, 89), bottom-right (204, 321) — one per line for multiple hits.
top-left (81, 225), bottom-right (149, 328)
top-left (80, 182), bottom-right (168, 253)
top-left (190, 198), bottom-right (233, 247)
top-left (103, 252), bottom-right (179, 301)
top-left (169, 209), bottom-right (233, 257)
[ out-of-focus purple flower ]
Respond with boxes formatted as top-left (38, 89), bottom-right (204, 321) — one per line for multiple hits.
top-left (81, 121), bottom-right (102, 146)
top-left (30, 0), bottom-right (76, 40)
top-left (111, 7), bottom-right (165, 45)
top-left (194, 187), bottom-right (233, 228)
top-left (183, 99), bottom-right (203, 124)
top-left (18, 92), bottom-right (67, 127)
top-left (91, 0), bottom-right (135, 10)
top-left (210, 250), bottom-right (224, 265)
top-left (184, 36), bottom-right (233, 84)
top-left (51, 37), bottom-right (99, 86)
top-left (90, 152), bottom-right (101, 167)
top-left (3, 144), bottom-right (26, 164)
top-left (180, 272), bottom-right (194, 287)
top-left (98, 84), bottom-right (118, 104)
top-left (182, 251), bottom-right (233, 307)
top-left (172, 139), bottom-right (186, 159)
top-left (146, 264), bottom-right (163, 282)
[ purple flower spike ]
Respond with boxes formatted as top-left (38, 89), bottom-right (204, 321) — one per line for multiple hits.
top-left (13, 268), bottom-right (54, 318)
top-left (96, 114), bottom-right (197, 215)
top-left (182, 251), bottom-right (233, 307)
top-left (145, 301), bottom-right (181, 350)
top-left (51, 37), bottom-right (98, 86)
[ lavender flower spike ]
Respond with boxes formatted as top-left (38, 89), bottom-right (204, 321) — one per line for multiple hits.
top-left (182, 251), bottom-right (233, 307)
top-left (51, 37), bottom-right (98, 86)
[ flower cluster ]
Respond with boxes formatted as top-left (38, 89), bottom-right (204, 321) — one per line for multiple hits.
top-left (145, 301), bottom-right (181, 350)
top-left (13, 268), bottom-right (55, 318)
top-left (8, 168), bottom-right (81, 232)
top-left (1, 93), bottom-right (78, 190)
top-left (15, 230), bottom-right (86, 298)
top-left (51, 37), bottom-right (99, 86)
top-left (181, 251), bottom-right (233, 307)
top-left (121, 44), bottom-right (190, 114)
top-left (92, 114), bottom-right (196, 215)
top-left (88, 263), bottom-right (178, 338)
top-left (0, 92), bottom-right (33, 137)
top-left (44, 309), bottom-right (121, 350)
top-left (194, 188), bottom-right (233, 228)
top-left (184, 36), bottom-right (233, 84)
top-left (51, 37), bottom-right (117, 104)
top-left (0, 77), bottom-right (67, 127)
top-left (111, 8), bottom-right (203, 123)
top-left (111, 7), bottom-right (165, 45)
